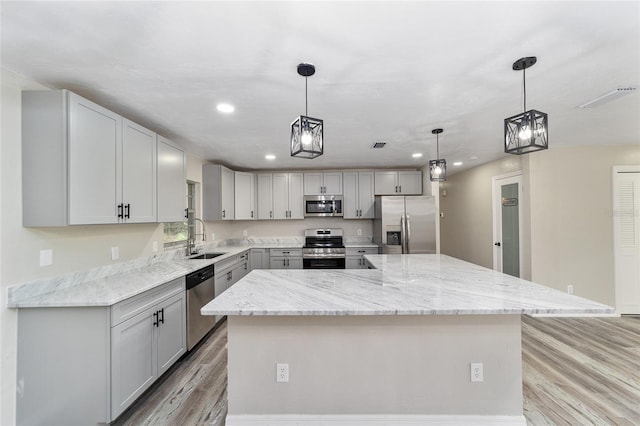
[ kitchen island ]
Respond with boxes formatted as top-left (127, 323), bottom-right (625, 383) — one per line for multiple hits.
top-left (202, 254), bottom-right (613, 426)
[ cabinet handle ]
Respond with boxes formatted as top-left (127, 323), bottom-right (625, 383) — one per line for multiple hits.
top-left (251, 211), bottom-right (254, 218)
top-left (222, 209), bottom-right (225, 218)
top-left (153, 311), bottom-right (158, 327)
top-left (270, 211), bottom-right (273, 219)
top-left (117, 204), bottom-right (124, 219)
top-left (184, 208), bottom-right (189, 219)
top-left (283, 259), bottom-right (286, 267)
top-left (283, 251), bottom-right (290, 254)
top-left (159, 308), bottom-right (164, 325)
top-left (399, 185), bottom-right (402, 193)
top-left (286, 258), bottom-right (290, 267)
top-left (395, 186), bottom-right (398, 193)
top-left (358, 250), bottom-right (366, 253)
top-left (125, 203), bottom-right (130, 219)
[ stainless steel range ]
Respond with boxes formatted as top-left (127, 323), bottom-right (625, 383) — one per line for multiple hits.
top-left (303, 228), bottom-right (346, 269)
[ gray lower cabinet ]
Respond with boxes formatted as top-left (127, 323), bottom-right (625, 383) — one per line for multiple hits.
top-left (250, 248), bottom-right (270, 270)
top-left (346, 247), bottom-right (379, 269)
top-left (16, 278), bottom-right (185, 425)
top-left (269, 248), bottom-right (303, 269)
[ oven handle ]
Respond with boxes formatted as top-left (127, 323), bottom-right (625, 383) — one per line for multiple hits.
top-left (303, 254), bottom-right (347, 259)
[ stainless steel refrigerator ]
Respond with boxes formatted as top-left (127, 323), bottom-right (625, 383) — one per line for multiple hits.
top-left (373, 196), bottom-right (437, 254)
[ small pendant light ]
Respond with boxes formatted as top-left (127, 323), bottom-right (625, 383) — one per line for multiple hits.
top-left (291, 63), bottom-right (323, 159)
top-left (504, 56), bottom-right (548, 155)
top-left (429, 128), bottom-right (446, 182)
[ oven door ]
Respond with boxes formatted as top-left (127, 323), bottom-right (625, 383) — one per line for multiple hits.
top-left (303, 257), bottom-right (346, 269)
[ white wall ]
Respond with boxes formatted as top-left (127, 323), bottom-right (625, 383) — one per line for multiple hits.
top-left (440, 145), bottom-right (640, 306)
top-left (527, 145), bottom-right (640, 306)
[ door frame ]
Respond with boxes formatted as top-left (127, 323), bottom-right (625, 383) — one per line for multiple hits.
top-left (491, 171), bottom-right (523, 274)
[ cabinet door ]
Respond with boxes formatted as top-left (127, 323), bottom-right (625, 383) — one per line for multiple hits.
top-left (358, 172), bottom-right (375, 218)
top-left (256, 174), bottom-right (273, 220)
top-left (303, 173), bottom-right (324, 195)
top-left (157, 136), bottom-right (186, 222)
top-left (342, 172), bottom-right (359, 219)
top-left (234, 171), bottom-right (255, 220)
top-left (288, 173), bottom-right (304, 219)
top-left (272, 173), bottom-right (289, 219)
top-left (68, 92), bottom-right (122, 224)
top-left (111, 307), bottom-right (156, 419)
top-left (287, 257), bottom-right (304, 269)
top-left (323, 172), bottom-right (343, 195)
top-left (270, 257), bottom-right (287, 269)
top-left (346, 257), bottom-right (362, 269)
top-left (374, 171), bottom-right (398, 195)
top-left (122, 119), bottom-right (157, 223)
top-left (221, 166), bottom-right (235, 220)
top-left (398, 171), bottom-right (422, 195)
top-left (156, 292), bottom-right (186, 376)
top-left (250, 249), bottom-right (264, 270)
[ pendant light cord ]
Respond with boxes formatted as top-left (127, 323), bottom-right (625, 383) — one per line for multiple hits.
top-left (305, 76), bottom-right (308, 116)
top-left (522, 67), bottom-right (527, 113)
top-left (436, 133), bottom-right (439, 159)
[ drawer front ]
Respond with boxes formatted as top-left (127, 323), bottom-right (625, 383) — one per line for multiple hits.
top-left (269, 248), bottom-right (302, 257)
top-left (111, 278), bottom-right (184, 327)
top-left (215, 255), bottom-right (239, 272)
top-left (345, 247), bottom-right (378, 256)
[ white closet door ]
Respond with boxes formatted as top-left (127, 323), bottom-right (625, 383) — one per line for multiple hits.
top-left (613, 167), bottom-right (640, 314)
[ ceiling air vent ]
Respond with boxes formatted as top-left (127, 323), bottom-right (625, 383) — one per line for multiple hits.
top-left (372, 142), bottom-right (387, 149)
top-left (578, 86), bottom-right (637, 108)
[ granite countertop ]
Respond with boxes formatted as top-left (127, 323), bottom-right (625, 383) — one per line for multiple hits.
top-left (7, 238), bottom-right (380, 308)
top-left (201, 254), bottom-right (614, 317)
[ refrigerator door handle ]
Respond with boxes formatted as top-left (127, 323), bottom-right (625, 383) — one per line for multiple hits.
top-left (400, 215), bottom-right (406, 254)
top-left (406, 215), bottom-right (411, 254)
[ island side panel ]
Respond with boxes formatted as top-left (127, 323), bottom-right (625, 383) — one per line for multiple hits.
top-left (227, 314), bottom-right (522, 417)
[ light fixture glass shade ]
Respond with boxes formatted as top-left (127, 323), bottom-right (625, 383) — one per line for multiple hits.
top-left (291, 115), bottom-right (323, 159)
top-left (429, 158), bottom-right (447, 182)
top-left (504, 109), bottom-right (548, 155)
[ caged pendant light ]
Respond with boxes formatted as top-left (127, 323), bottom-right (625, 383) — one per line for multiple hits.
top-left (429, 128), bottom-right (446, 182)
top-left (291, 63), bottom-right (323, 159)
top-left (504, 56), bottom-right (548, 155)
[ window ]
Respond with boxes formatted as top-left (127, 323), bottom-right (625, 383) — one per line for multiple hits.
top-left (162, 182), bottom-right (194, 248)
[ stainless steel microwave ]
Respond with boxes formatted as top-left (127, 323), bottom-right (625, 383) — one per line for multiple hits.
top-left (304, 195), bottom-right (343, 217)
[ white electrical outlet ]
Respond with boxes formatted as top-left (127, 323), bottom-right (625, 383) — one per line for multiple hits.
top-left (111, 246), bottom-right (120, 260)
top-left (567, 285), bottom-right (574, 294)
top-left (243, 229), bottom-right (248, 237)
top-left (39, 249), bottom-right (53, 266)
top-left (357, 228), bottom-right (362, 236)
top-left (276, 363), bottom-right (289, 383)
top-left (152, 241), bottom-right (158, 252)
top-left (470, 362), bottom-right (483, 382)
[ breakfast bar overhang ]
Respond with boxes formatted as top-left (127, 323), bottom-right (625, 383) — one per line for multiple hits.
top-left (202, 255), bottom-right (614, 425)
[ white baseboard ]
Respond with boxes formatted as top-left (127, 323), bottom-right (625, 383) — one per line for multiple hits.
top-left (529, 312), bottom-right (620, 318)
top-left (224, 414), bottom-right (527, 426)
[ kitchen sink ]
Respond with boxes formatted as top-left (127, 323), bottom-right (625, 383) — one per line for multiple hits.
top-left (189, 252), bottom-right (225, 260)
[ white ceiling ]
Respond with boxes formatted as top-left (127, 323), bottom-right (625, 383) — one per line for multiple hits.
top-left (2, 1), bottom-right (639, 174)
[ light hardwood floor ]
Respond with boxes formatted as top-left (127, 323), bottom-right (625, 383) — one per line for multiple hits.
top-left (113, 316), bottom-right (640, 426)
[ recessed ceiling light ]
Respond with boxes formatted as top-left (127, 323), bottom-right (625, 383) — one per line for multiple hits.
top-left (216, 103), bottom-right (235, 113)
top-left (265, 154), bottom-right (276, 160)
top-left (412, 153), bottom-right (423, 158)
top-left (453, 161), bottom-right (463, 166)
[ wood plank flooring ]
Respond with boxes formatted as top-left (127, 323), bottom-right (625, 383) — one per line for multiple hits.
top-left (113, 315), bottom-right (640, 426)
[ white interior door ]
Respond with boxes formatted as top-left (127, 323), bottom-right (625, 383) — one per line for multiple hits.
top-left (613, 166), bottom-right (640, 314)
top-left (492, 172), bottom-right (523, 277)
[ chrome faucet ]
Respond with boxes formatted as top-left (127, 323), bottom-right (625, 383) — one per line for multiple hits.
top-left (186, 218), bottom-right (207, 256)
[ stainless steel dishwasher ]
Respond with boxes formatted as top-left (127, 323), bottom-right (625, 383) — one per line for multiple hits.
top-left (185, 265), bottom-right (215, 351)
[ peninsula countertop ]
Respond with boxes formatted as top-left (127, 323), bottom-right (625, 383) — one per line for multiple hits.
top-left (201, 254), bottom-right (614, 316)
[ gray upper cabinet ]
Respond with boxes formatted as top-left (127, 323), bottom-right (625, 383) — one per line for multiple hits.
top-left (22, 90), bottom-right (160, 226)
top-left (343, 171), bottom-right (375, 219)
top-left (303, 172), bottom-right (342, 195)
top-left (122, 119), bottom-right (157, 223)
top-left (273, 173), bottom-right (304, 219)
top-left (203, 164), bottom-right (235, 221)
top-left (374, 170), bottom-right (422, 195)
top-left (234, 171), bottom-right (256, 220)
top-left (157, 136), bottom-right (186, 223)
top-left (256, 173), bottom-right (274, 220)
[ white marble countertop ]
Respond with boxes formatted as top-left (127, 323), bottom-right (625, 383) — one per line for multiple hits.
top-left (201, 254), bottom-right (614, 316)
